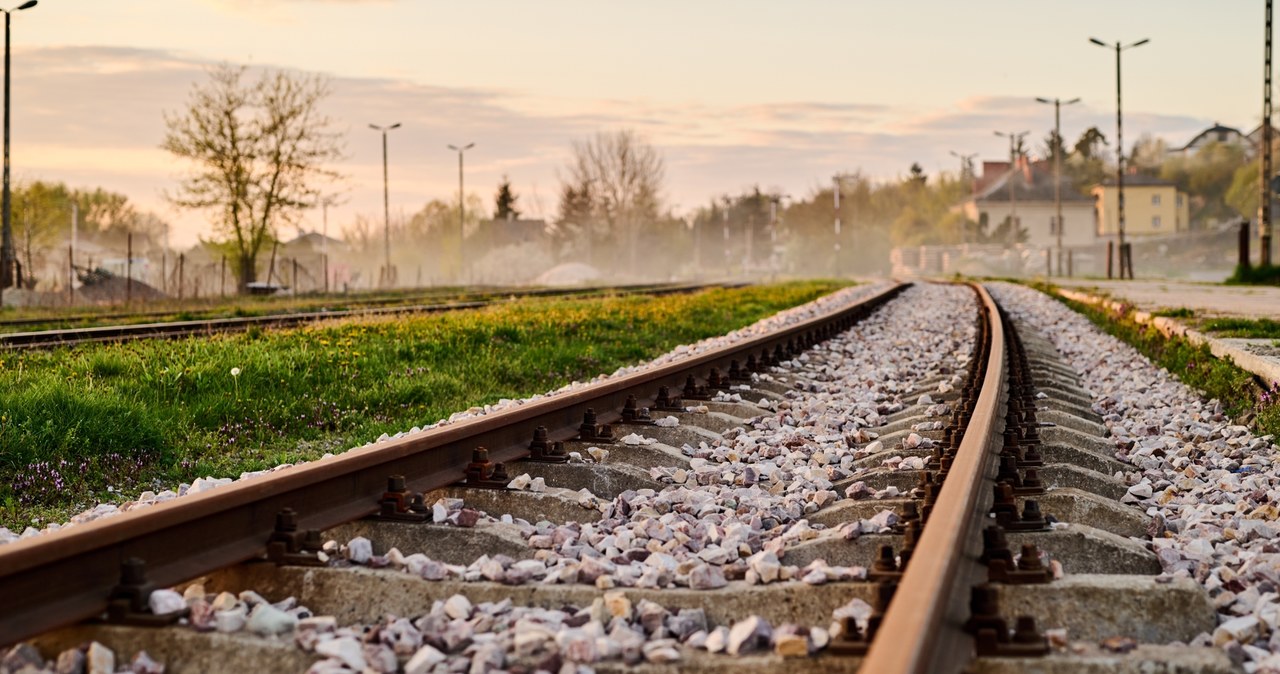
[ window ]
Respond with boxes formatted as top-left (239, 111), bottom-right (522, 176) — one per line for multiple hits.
top-left (1152, 193), bottom-right (1162, 206)
top-left (1152, 215), bottom-right (1162, 228)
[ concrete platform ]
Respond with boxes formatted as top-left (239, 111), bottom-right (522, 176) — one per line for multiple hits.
top-left (1057, 284), bottom-right (1280, 388)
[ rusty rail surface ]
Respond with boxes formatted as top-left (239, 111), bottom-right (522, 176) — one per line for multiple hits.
top-left (0, 281), bottom-right (734, 349)
top-left (0, 282), bottom-right (907, 646)
top-left (858, 283), bottom-right (1007, 673)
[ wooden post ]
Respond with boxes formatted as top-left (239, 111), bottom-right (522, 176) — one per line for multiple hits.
top-left (67, 244), bottom-right (73, 305)
top-left (220, 256), bottom-right (227, 297)
top-left (126, 232), bottom-right (133, 305)
top-left (178, 253), bottom-right (185, 301)
top-left (1106, 240), bottom-right (1114, 279)
top-left (323, 254), bottom-right (329, 294)
top-left (1241, 220), bottom-right (1253, 270)
top-left (1124, 242), bottom-right (1135, 279)
top-left (292, 258), bottom-right (299, 296)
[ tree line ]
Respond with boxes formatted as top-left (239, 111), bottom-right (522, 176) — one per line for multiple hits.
top-left (18, 62), bottom-right (1266, 293)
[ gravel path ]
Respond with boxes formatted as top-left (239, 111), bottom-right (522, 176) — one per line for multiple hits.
top-left (991, 282), bottom-right (1280, 673)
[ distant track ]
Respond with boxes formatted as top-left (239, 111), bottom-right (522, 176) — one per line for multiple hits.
top-left (0, 282), bottom-right (737, 350)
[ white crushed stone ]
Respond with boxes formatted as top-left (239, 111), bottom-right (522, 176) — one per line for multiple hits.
top-left (991, 282), bottom-right (1280, 669)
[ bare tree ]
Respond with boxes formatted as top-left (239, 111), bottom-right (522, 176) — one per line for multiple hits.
top-left (562, 129), bottom-right (665, 274)
top-left (162, 64), bottom-right (343, 291)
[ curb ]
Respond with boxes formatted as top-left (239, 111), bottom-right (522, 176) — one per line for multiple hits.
top-left (1055, 288), bottom-right (1280, 388)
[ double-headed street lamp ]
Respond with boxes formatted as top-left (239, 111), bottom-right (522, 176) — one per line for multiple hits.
top-left (1035, 96), bottom-right (1081, 275)
top-left (369, 122), bottom-right (400, 286)
top-left (447, 142), bottom-right (474, 283)
top-left (1090, 36), bottom-right (1150, 279)
top-left (0, 0), bottom-right (36, 299)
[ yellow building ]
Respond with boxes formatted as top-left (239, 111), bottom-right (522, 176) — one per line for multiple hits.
top-left (1091, 175), bottom-right (1190, 237)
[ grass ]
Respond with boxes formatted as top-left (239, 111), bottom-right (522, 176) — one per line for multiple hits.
top-left (1198, 317), bottom-right (1280, 339)
top-left (1030, 281), bottom-right (1280, 439)
top-left (1152, 307), bottom-right (1196, 319)
top-left (1227, 263), bottom-right (1280, 286)
top-left (0, 281), bottom-right (848, 530)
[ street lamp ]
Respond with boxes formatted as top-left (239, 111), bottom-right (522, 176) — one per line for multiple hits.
top-left (949, 150), bottom-right (977, 184)
top-left (833, 175), bottom-right (843, 277)
top-left (1035, 96), bottom-right (1081, 275)
top-left (994, 130), bottom-right (1029, 246)
top-left (447, 142), bottom-right (474, 284)
top-left (369, 122), bottom-right (400, 287)
top-left (0, 0), bottom-right (35, 301)
top-left (1090, 36), bottom-right (1149, 279)
top-left (721, 196), bottom-right (731, 277)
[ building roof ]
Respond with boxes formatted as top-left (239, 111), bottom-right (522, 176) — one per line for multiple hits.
top-left (1096, 174), bottom-right (1177, 188)
top-left (1178, 122), bottom-right (1245, 152)
top-left (284, 230), bottom-right (347, 248)
top-left (973, 165), bottom-right (1092, 204)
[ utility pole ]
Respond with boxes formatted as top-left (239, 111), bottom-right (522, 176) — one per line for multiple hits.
top-left (0, 1), bottom-right (38, 305)
top-left (447, 142), bottom-right (475, 284)
top-left (949, 152), bottom-right (976, 244)
top-left (833, 175), bottom-right (843, 277)
top-left (995, 130), bottom-right (1029, 247)
top-left (1263, 0), bottom-right (1274, 267)
top-left (722, 197), bottom-right (731, 277)
top-left (369, 122), bottom-right (400, 287)
top-left (1091, 37), bottom-right (1150, 279)
top-left (1036, 97), bottom-right (1081, 275)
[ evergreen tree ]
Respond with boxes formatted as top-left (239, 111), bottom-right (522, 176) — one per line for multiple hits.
top-left (494, 175), bottom-right (521, 220)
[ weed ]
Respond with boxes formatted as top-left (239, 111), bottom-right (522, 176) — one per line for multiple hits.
top-left (1049, 291), bottom-right (1280, 438)
top-left (1199, 317), bottom-right (1280, 339)
top-left (1227, 263), bottom-right (1280, 286)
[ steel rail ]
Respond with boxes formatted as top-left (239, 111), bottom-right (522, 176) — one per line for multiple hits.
top-left (0, 282), bottom-right (907, 646)
top-left (0, 282), bottom-right (733, 350)
top-left (0, 281), bottom-right (704, 330)
top-left (858, 283), bottom-right (1006, 674)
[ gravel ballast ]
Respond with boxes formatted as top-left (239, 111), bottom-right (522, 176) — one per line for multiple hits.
top-left (991, 282), bottom-right (1280, 673)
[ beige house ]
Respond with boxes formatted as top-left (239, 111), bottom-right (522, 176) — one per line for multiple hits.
top-left (960, 161), bottom-right (1096, 247)
top-left (1091, 175), bottom-right (1190, 237)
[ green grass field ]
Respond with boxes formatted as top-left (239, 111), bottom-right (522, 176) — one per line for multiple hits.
top-left (0, 281), bottom-right (847, 530)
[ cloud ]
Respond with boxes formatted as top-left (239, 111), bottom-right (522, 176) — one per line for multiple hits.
top-left (7, 46), bottom-right (1221, 246)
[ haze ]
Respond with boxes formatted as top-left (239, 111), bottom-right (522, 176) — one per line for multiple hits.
top-left (8, 1), bottom-right (1264, 247)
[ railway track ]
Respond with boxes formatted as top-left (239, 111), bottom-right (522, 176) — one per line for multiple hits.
top-left (0, 282), bottom-right (1236, 673)
top-left (0, 282), bottom-right (731, 350)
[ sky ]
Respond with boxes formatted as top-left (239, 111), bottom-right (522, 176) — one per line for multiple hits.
top-left (7, 0), bottom-right (1270, 246)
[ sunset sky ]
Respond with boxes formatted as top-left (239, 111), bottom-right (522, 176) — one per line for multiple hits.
top-left (9, 0), bottom-right (1270, 246)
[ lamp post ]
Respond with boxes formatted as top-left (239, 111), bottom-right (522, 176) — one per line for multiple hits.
top-left (1090, 36), bottom-right (1149, 279)
top-left (447, 142), bottom-right (474, 284)
top-left (949, 150), bottom-right (977, 184)
top-left (768, 194), bottom-right (790, 277)
top-left (833, 175), bottom-right (843, 277)
top-left (721, 196), bottom-right (731, 277)
top-left (1035, 96), bottom-right (1081, 275)
top-left (0, 0), bottom-right (35, 301)
top-left (949, 152), bottom-right (977, 244)
top-left (994, 130), bottom-right (1029, 247)
top-left (1263, 0), bottom-right (1274, 267)
top-left (369, 122), bottom-right (400, 287)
